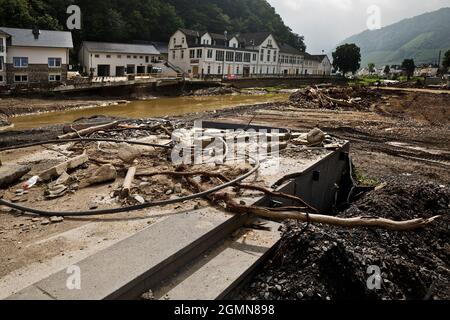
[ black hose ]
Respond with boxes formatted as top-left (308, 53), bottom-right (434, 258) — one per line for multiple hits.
top-left (0, 138), bottom-right (260, 216)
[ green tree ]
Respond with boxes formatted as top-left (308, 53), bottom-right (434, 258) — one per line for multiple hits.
top-left (383, 65), bottom-right (391, 76)
top-left (332, 43), bottom-right (361, 75)
top-left (401, 59), bottom-right (416, 80)
top-left (368, 63), bottom-right (375, 74)
top-left (443, 50), bottom-right (450, 70)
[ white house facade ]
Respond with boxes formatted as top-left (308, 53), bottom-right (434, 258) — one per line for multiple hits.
top-left (79, 41), bottom-right (161, 77)
top-left (0, 27), bottom-right (73, 85)
top-left (168, 29), bottom-right (332, 78)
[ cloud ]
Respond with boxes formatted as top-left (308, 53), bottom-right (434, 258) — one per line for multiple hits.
top-left (268, 0), bottom-right (450, 53)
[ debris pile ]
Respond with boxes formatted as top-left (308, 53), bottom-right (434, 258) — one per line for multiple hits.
top-left (188, 86), bottom-right (241, 96)
top-left (241, 179), bottom-right (450, 300)
top-left (289, 86), bottom-right (381, 110)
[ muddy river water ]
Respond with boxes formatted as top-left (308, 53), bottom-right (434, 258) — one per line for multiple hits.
top-left (10, 94), bottom-right (288, 130)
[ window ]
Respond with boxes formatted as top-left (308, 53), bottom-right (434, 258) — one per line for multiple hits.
top-left (207, 49), bottom-right (213, 59)
top-left (215, 50), bottom-right (224, 61)
top-left (260, 49), bottom-right (264, 62)
top-left (268, 39), bottom-right (272, 46)
top-left (225, 51), bottom-right (234, 62)
top-left (181, 50), bottom-right (184, 59)
top-left (0, 56), bottom-right (3, 71)
top-left (236, 66), bottom-right (240, 74)
top-left (0, 75), bottom-right (3, 82)
top-left (172, 50), bottom-right (176, 60)
top-left (273, 52), bottom-right (277, 62)
top-left (117, 55), bottom-right (122, 59)
top-left (252, 66), bottom-right (256, 74)
top-left (207, 66), bottom-right (211, 74)
top-left (127, 55), bottom-right (131, 59)
top-left (106, 55), bottom-right (111, 59)
top-left (95, 54), bottom-right (100, 58)
top-left (14, 74), bottom-right (28, 82)
top-left (235, 52), bottom-right (243, 62)
top-left (244, 53), bottom-right (251, 63)
top-left (145, 56), bottom-right (149, 63)
top-left (133, 56), bottom-right (137, 59)
top-left (182, 37), bottom-right (185, 44)
top-left (13, 57), bottom-right (28, 68)
top-left (49, 74), bottom-right (61, 82)
top-left (173, 38), bottom-right (176, 44)
top-left (0, 41), bottom-right (4, 53)
top-left (140, 56), bottom-right (143, 59)
top-left (218, 65), bottom-right (222, 74)
top-left (196, 49), bottom-right (202, 59)
top-left (252, 53), bottom-right (257, 61)
top-left (190, 49), bottom-right (195, 59)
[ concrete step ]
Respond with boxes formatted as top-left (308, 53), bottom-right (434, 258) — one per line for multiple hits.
top-left (154, 222), bottom-right (281, 300)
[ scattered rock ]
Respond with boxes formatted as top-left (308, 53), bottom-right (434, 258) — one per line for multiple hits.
top-left (134, 195), bottom-right (146, 204)
top-left (50, 216), bottom-right (64, 223)
top-left (80, 164), bottom-right (117, 188)
top-left (118, 143), bottom-right (141, 164)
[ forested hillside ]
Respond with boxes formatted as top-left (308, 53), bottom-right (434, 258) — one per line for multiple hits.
top-left (0, 0), bottom-right (305, 51)
top-left (341, 7), bottom-right (450, 66)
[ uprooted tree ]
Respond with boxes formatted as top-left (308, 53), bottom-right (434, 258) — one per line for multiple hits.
top-left (332, 43), bottom-right (361, 75)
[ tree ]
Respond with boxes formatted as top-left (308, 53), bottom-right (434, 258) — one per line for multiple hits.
top-left (401, 59), bottom-right (416, 80)
top-left (383, 65), bottom-right (391, 77)
top-left (368, 63), bottom-right (375, 74)
top-left (443, 50), bottom-right (450, 70)
top-left (332, 44), bottom-right (361, 75)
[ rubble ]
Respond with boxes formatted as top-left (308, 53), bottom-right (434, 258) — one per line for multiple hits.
top-left (289, 86), bottom-right (382, 110)
top-left (118, 143), bottom-right (141, 164)
top-left (0, 165), bottom-right (31, 189)
top-left (39, 153), bottom-right (89, 182)
top-left (188, 86), bottom-right (241, 96)
top-left (79, 164), bottom-right (117, 188)
top-left (240, 179), bottom-right (450, 300)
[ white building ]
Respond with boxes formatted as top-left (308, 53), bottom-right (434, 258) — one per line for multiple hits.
top-left (0, 27), bottom-right (73, 85)
top-left (79, 41), bottom-right (161, 77)
top-left (168, 29), bottom-right (332, 78)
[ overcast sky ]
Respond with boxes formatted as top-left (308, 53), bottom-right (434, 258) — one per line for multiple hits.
top-left (267, 0), bottom-right (450, 53)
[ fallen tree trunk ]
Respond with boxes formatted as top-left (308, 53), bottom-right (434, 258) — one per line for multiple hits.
top-left (58, 121), bottom-right (119, 140)
top-left (214, 192), bottom-right (441, 231)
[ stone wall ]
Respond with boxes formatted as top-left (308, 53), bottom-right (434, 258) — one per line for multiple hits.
top-left (5, 64), bottom-right (68, 85)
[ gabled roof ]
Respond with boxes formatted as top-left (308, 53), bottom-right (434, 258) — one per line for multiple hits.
top-left (0, 27), bottom-right (73, 48)
top-left (308, 54), bottom-right (330, 63)
top-left (279, 43), bottom-right (303, 55)
top-left (82, 41), bottom-right (160, 55)
top-left (237, 32), bottom-right (272, 47)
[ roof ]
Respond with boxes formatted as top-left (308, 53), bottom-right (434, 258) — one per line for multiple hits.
top-left (237, 32), bottom-right (272, 47)
top-left (308, 54), bottom-right (329, 62)
top-left (0, 27), bottom-right (73, 48)
top-left (82, 41), bottom-right (160, 55)
top-left (279, 43), bottom-right (303, 55)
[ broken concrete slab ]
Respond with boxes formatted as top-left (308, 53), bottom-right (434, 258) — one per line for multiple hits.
top-left (118, 143), bottom-right (141, 164)
top-left (39, 154), bottom-right (89, 182)
top-left (79, 164), bottom-right (117, 189)
top-left (0, 165), bottom-right (31, 189)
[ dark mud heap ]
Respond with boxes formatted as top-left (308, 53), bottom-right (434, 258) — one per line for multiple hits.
top-left (241, 178), bottom-right (450, 300)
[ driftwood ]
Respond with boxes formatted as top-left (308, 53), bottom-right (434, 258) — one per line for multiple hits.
top-left (58, 121), bottom-right (119, 139)
top-left (213, 193), bottom-right (441, 231)
top-left (121, 167), bottom-right (136, 198)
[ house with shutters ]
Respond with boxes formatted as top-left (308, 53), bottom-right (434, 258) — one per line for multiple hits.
top-left (0, 27), bottom-right (73, 86)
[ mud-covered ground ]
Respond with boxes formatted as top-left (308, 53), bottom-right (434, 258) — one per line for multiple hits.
top-left (0, 85), bottom-right (449, 300)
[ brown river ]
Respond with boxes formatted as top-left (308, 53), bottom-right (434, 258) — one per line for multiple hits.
top-left (10, 94), bottom-right (288, 130)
